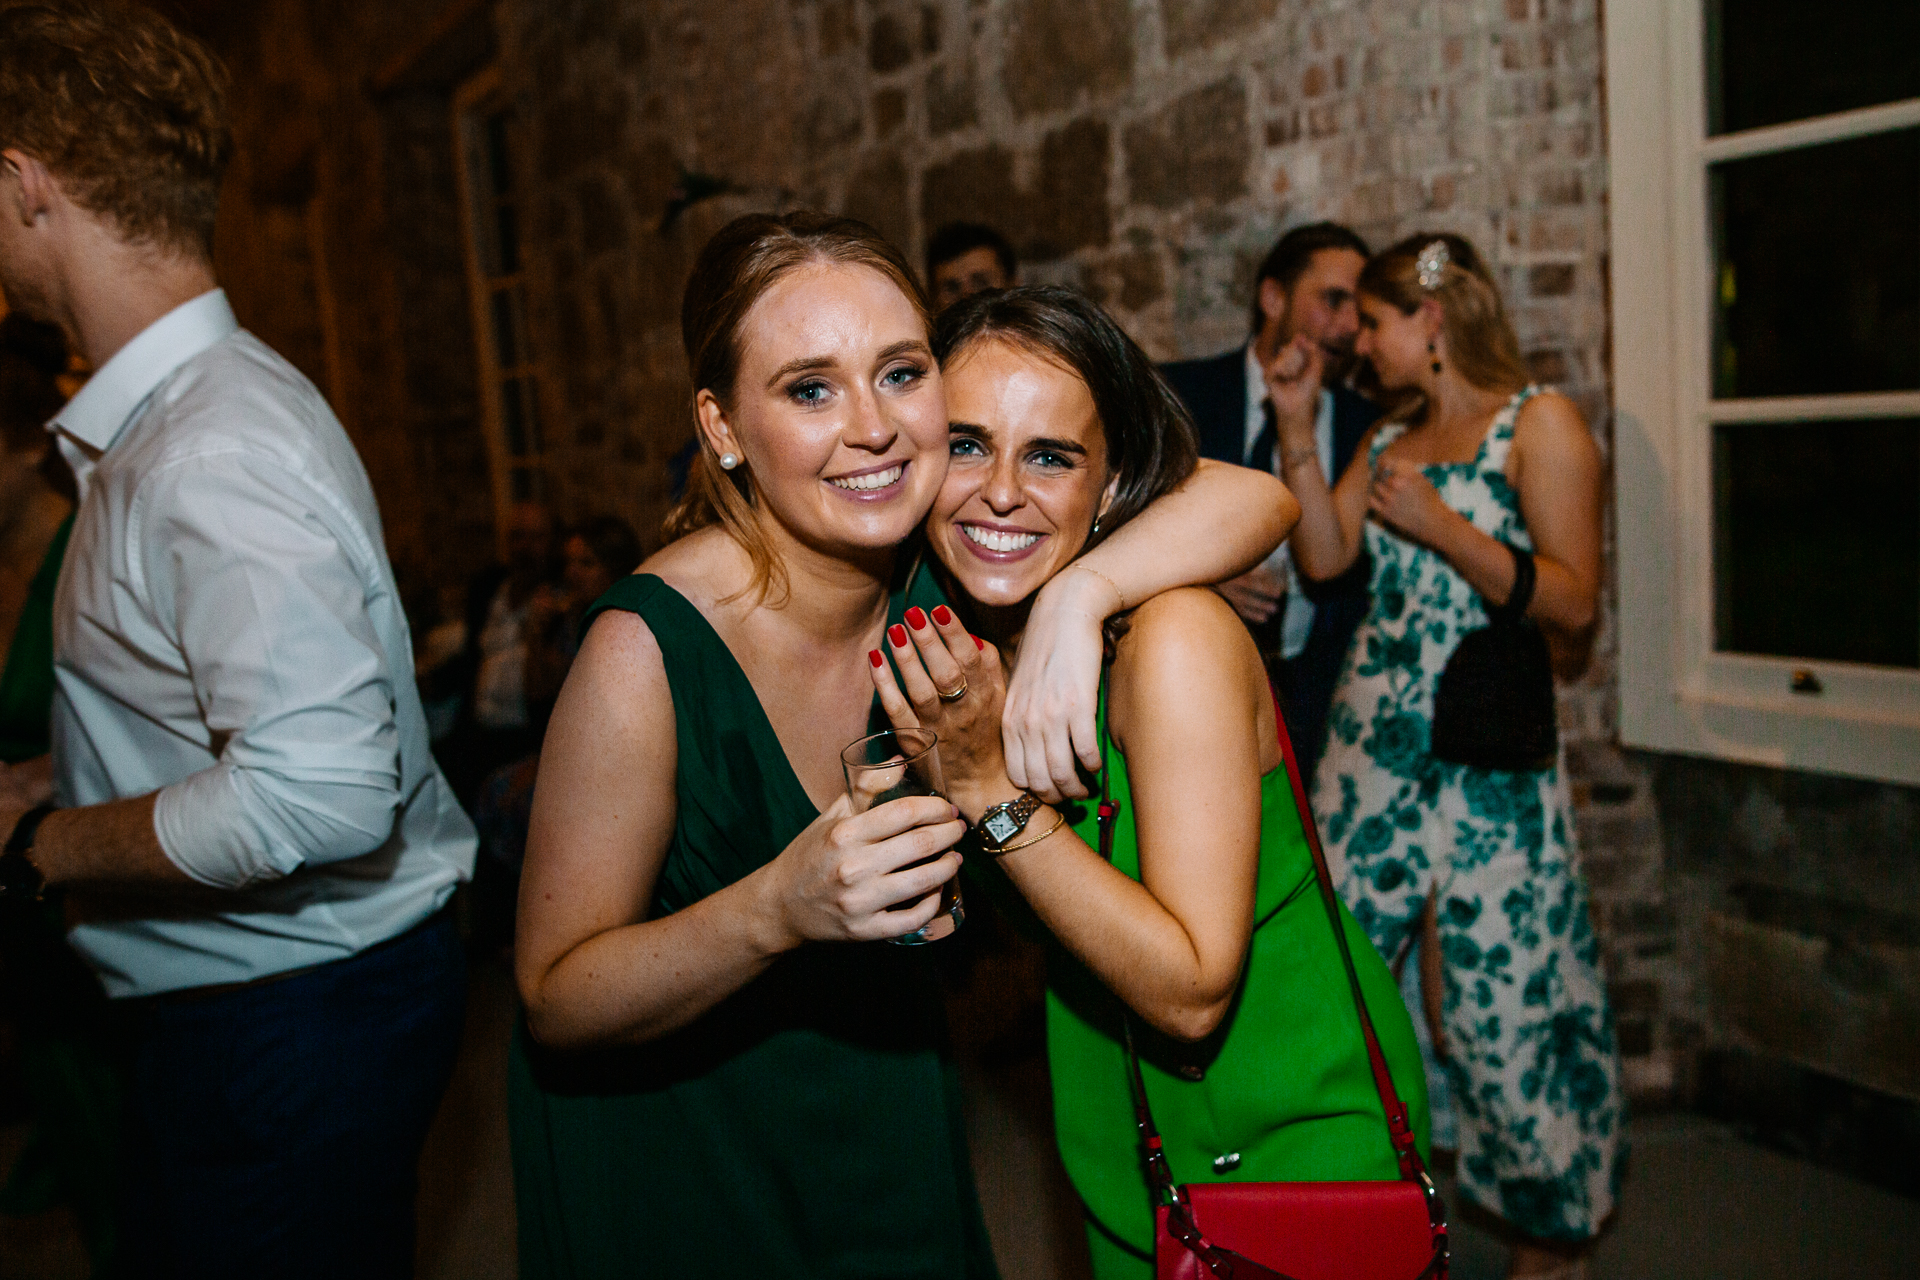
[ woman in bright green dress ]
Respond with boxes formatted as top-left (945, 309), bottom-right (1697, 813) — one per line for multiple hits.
top-left (870, 286), bottom-right (1431, 1278)
top-left (507, 215), bottom-right (1298, 1277)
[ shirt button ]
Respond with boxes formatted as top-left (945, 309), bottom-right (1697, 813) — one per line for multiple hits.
top-left (1176, 1065), bottom-right (1205, 1082)
top-left (1212, 1152), bottom-right (1241, 1173)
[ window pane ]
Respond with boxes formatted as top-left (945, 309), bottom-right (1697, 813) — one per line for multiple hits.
top-left (1713, 419), bottom-right (1920, 668)
top-left (1707, 0), bottom-right (1920, 136)
top-left (1710, 128), bottom-right (1920, 399)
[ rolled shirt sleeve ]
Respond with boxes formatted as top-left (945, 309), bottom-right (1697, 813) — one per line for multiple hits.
top-left (141, 450), bottom-right (404, 889)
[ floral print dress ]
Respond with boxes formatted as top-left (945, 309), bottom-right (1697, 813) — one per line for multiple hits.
top-left (1311, 387), bottom-right (1625, 1241)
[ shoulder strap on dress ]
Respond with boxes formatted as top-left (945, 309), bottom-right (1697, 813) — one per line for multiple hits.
top-left (1481, 385), bottom-right (1539, 473)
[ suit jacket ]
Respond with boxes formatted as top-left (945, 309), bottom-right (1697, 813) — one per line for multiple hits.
top-left (1160, 348), bottom-right (1380, 780)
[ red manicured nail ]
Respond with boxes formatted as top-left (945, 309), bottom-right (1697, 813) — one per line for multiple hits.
top-left (869, 649), bottom-right (883, 668)
top-left (889, 624), bottom-right (908, 647)
top-left (906, 607), bottom-right (928, 629)
top-left (932, 605), bottom-right (953, 626)
top-left (973, 635), bottom-right (985, 650)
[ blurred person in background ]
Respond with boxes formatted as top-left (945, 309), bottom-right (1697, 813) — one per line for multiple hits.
top-left (469, 514), bottom-right (641, 951)
top-left (926, 221), bottom-right (1016, 310)
top-left (1281, 232), bottom-right (1621, 1279)
top-left (1162, 221), bottom-right (1378, 783)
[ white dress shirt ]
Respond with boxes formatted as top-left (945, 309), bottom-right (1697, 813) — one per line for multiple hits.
top-left (1242, 344), bottom-right (1336, 660)
top-left (49, 290), bottom-right (475, 997)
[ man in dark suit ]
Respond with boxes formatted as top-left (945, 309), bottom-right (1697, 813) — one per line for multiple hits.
top-left (1162, 222), bottom-right (1377, 779)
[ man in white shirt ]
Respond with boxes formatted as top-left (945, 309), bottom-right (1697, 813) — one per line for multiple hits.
top-left (1162, 222), bottom-right (1381, 778)
top-left (0, 5), bottom-right (474, 1275)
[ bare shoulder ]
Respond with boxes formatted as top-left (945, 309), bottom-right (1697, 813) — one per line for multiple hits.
top-left (639, 526), bottom-right (747, 616)
top-left (1513, 389), bottom-right (1594, 449)
top-left (1510, 389), bottom-right (1600, 481)
top-left (1127, 585), bottom-right (1249, 644)
top-left (1112, 588), bottom-right (1263, 703)
top-left (568, 605), bottom-right (668, 710)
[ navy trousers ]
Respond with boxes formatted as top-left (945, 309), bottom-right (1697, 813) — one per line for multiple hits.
top-left (111, 910), bottom-right (466, 1279)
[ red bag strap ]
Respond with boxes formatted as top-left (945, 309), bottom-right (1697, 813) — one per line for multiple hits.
top-left (1100, 666), bottom-right (1446, 1181)
top-left (1264, 684), bottom-right (1428, 1183)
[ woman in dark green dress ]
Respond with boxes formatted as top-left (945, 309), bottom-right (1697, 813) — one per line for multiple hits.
top-left (869, 288), bottom-right (1431, 1278)
top-left (508, 214), bottom-right (1298, 1277)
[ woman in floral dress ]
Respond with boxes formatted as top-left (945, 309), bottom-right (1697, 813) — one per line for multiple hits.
top-left (1270, 233), bottom-right (1623, 1277)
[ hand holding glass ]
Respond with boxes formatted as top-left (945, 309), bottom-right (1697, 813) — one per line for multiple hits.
top-left (840, 728), bottom-right (965, 945)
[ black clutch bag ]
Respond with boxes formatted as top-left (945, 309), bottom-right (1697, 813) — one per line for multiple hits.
top-left (1429, 542), bottom-right (1557, 772)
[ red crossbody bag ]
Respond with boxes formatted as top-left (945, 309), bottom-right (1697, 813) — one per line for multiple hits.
top-left (1094, 675), bottom-right (1449, 1280)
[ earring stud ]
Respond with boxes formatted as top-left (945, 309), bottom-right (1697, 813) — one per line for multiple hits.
top-left (719, 452), bottom-right (739, 470)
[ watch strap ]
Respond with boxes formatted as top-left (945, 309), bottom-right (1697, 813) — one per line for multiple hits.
top-left (976, 792), bottom-right (1040, 851)
top-left (5, 803), bottom-right (54, 856)
top-left (0, 803), bottom-right (54, 900)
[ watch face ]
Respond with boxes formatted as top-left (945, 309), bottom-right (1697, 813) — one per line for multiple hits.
top-left (983, 810), bottom-right (1021, 845)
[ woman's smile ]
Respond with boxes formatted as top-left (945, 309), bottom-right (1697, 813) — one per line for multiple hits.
top-left (957, 521), bottom-right (1047, 559)
top-left (826, 460), bottom-right (908, 496)
top-left (929, 337), bottom-right (1111, 608)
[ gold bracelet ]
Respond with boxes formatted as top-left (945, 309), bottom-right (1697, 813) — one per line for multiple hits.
top-left (994, 810), bottom-right (1067, 854)
top-left (1070, 562), bottom-right (1125, 611)
top-left (1279, 444), bottom-right (1320, 472)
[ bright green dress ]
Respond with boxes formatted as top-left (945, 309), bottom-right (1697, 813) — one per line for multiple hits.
top-left (1048, 690), bottom-right (1432, 1277)
top-left (508, 574), bottom-right (998, 1279)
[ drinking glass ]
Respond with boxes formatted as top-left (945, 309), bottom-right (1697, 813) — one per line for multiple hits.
top-left (840, 727), bottom-right (965, 945)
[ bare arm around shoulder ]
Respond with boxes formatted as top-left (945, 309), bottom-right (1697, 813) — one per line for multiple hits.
top-left (1004, 458), bottom-right (1299, 799)
top-left (514, 611), bottom-right (966, 1049)
top-left (871, 591), bottom-right (1265, 1042)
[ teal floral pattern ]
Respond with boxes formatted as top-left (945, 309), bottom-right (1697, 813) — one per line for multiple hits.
top-left (1310, 389), bottom-right (1624, 1241)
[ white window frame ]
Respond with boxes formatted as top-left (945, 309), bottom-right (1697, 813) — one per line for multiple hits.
top-left (452, 66), bottom-right (548, 553)
top-left (1607, 0), bottom-right (1920, 786)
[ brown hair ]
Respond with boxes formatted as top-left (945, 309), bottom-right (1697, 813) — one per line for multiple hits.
top-left (662, 210), bottom-right (931, 603)
top-left (1358, 232), bottom-right (1530, 418)
top-left (933, 285), bottom-right (1198, 561)
top-left (0, 1), bottom-right (232, 255)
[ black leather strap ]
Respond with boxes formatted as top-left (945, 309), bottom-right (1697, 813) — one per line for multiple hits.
top-left (1491, 541), bottom-right (1537, 622)
top-left (0, 803), bottom-right (54, 900)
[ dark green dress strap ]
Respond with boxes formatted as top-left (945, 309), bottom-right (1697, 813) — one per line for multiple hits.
top-left (0, 513), bottom-right (72, 764)
top-left (510, 573), bottom-right (997, 1279)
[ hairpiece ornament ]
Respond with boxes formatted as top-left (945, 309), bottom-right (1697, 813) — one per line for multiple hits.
top-left (1415, 239), bottom-right (1451, 291)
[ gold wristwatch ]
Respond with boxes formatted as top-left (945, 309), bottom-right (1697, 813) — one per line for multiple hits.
top-left (975, 793), bottom-right (1042, 853)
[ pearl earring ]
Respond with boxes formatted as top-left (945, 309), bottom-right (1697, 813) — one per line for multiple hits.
top-left (719, 452), bottom-right (739, 470)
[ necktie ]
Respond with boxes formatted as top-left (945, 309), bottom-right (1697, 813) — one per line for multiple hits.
top-left (1247, 398), bottom-right (1279, 476)
top-left (1245, 398), bottom-right (1286, 660)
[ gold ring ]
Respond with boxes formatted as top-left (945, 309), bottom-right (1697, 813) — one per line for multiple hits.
top-left (936, 680), bottom-right (968, 703)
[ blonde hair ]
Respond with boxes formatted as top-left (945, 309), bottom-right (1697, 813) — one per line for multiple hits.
top-left (662, 211), bottom-right (931, 604)
top-left (1359, 233), bottom-right (1530, 418)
